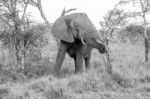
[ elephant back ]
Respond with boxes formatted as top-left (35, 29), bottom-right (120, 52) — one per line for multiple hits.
top-left (52, 13), bottom-right (99, 43)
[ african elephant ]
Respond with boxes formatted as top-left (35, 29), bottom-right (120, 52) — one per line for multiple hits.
top-left (52, 13), bottom-right (107, 75)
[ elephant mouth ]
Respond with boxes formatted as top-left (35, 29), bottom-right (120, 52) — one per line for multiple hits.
top-left (95, 39), bottom-right (107, 54)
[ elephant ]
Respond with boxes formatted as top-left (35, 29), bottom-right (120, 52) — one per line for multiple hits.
top-left (52, 13), bottom-right (107, 75)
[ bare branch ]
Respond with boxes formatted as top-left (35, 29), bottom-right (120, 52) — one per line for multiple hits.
top-left (0, 15), bottom-right (12, 28)
top-left (30, 0), bottom-right (38, 6)
top-left (3, 1), bottom-right (12, 13)
top-left (30, 0), bottom-right (51, 29)
top-left (21, 0), bottom-right (29, 19)
top-left (61, 7), bottom-right (77, 16)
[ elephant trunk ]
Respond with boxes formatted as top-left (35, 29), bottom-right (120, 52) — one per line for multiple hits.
top-left (84, 36), bottom-right (107, 54)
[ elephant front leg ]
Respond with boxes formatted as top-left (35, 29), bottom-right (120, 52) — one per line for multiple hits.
top-left (75, 45), bottom-right (84, 74)
top-left (53, 42), bottom-right (67, 76)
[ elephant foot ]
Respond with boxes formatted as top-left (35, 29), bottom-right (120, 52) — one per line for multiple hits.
top-left (86, 66), bottom-right (91, 71)
top-left (53, 70), bottom-right (60, 77)
top-left (75, 69), bottom-right (83, 74)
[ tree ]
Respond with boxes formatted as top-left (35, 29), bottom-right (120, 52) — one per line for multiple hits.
top-left (120, 0), bottom-right (150, 61)
top-left (27, 0), bottom-right (51, 29)
top-left (125, 24), bottom-right (144, 42)
top-left (99, 2), bottom-right (127, 74)
top-left (0, 0), bottom-right (48, 70)
top-left (0, 0), bottom-right (27, 69)
top-left (100, 9), bottom-right (127, 45)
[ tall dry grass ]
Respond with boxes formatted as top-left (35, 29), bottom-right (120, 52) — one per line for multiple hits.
top-left (0, 37), bottom-right (150, 99)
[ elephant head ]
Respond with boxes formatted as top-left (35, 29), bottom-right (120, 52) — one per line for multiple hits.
top-left (52, 13), bottom-right (107, 75)
top-left (52, 13), bottom-right (97, 41)
top-left (52, 13), bottom-right (106, 52)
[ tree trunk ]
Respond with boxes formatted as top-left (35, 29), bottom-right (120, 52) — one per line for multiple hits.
top-left (105, 49), bottom-right (112, 74)
top-left (143, 12), bottom-right (149, 62)
top-left (21, 51), bottom-right (25, 70)
top-left (145, 37), bottom-right (149, 62)
top-left (37, 0), bottom-right (51, 29)
top-left (105, 39), bottom-right (112, 74)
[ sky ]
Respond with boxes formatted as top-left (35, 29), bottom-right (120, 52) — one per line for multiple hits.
top-left (27, 0), bottom-right (119, 29)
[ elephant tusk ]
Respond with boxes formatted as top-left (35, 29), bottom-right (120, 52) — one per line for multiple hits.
top-left (81, 38), bottom-right (85, 45)
top-left (96, 39), bottom-right (103, 44)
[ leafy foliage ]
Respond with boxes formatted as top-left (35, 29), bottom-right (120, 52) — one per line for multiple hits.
top-left (118, 24), bottom-right (150, 43)
top-left (0, 0), bottom-right (50, 83)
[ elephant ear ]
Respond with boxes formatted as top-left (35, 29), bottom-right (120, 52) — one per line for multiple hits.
top-left (51, 16), bottom-right (74, 43)
top-left (67, 13), bottom-right (99, 39)
top-left (52, 13), bottom-right (99, 43)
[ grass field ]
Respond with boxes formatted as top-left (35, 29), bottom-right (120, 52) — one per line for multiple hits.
top-left (1, 36), bottom-right (150, 99)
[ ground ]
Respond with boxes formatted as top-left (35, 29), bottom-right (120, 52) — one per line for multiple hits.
top-left (0, 37), bottom-right (150, 99)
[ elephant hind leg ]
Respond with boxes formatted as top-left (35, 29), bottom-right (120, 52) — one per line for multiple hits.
top-left (53, 42), bottom-right (67, 76)
top-left (85, 56), bottom-right (91, 70)
top-left (85, 45), bottom-right (92, 70)
top-left (75, 44), bottom-right (84, 74)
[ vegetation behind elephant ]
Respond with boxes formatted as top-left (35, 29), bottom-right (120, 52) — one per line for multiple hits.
top-left (51, 13), bottom-right (107, 76)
